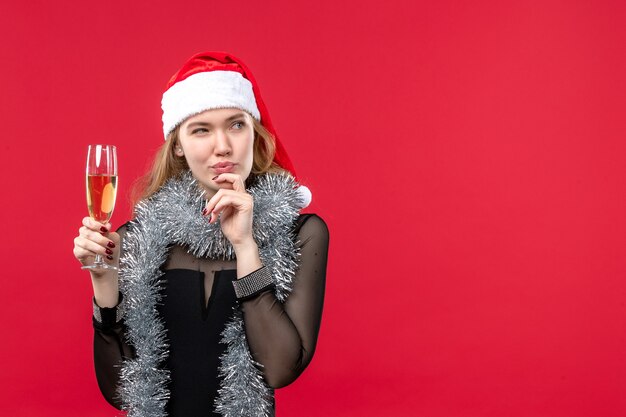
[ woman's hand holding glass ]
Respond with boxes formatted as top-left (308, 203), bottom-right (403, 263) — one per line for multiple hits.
top-left (74, 218), bottom-right (120, 269)
top-left (73, 218), bottom-right (121, 307)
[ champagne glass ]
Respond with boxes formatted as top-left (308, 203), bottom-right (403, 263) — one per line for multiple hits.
top-left (83, 144), bottom-right (118, 270)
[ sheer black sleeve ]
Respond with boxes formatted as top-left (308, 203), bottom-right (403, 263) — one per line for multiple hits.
top-left (240, 214), bottom-right (329, 388)
top-left (93, 215), bottom-right (329, 404)
top-left (92, 224), bottom-right (134, 409)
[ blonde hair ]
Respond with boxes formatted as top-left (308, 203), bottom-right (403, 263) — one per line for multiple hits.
top-left (131, 117), bottom-right (288, 208)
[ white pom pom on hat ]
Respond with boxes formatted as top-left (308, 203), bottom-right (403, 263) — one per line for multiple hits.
top-left (295, 185), bottom-right (312, 209)
top-left (162, 51), bottom-right (311, 208)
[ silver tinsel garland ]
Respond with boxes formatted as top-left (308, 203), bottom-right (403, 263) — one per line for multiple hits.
top-left (118, 171), bottom-right (302, 417)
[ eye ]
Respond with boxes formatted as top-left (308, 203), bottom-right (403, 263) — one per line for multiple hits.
top-left (231, 120), bottom-right (246, 130)
top-left (191, 127), bottom-right (209, 135)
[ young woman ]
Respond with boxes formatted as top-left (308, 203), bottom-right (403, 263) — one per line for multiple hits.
top-left (73, 52), bottom-right (329, 417)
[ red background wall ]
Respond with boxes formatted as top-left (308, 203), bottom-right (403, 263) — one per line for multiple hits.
top-left (1, 1), bottom-right (624, 416)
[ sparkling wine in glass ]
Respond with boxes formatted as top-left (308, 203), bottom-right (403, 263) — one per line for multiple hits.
top-left (83, 144), bottom-right (118, 270)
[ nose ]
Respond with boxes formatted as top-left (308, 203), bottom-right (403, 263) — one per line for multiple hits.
top-left (214, 129), bottom-right (232, 156)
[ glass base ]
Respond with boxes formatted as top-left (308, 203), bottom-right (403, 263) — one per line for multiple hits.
top-left (82, 262), bottom-right (118, 271)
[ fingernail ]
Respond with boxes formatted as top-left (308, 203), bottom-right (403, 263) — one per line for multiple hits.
top-left (106, 255), bottom-right (113, 260)
top-left (202, 208), bottom-right (207, 215)
top-left (107, 241), bottom-right (115, 248)
top-left (105, 248), bottom-right (113, 255)
top-left (100, 226), bottom-right (108, 233)
top-left (208, 213), bottom-right (213, 222)
top-left (212, 175), bottom-right (219, 180)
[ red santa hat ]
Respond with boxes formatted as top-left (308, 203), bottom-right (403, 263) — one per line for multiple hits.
top-left (161, 51), bottom-right (311, 208)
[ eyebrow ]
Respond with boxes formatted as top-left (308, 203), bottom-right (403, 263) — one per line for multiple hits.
top-left (185, 112), bottom-right (247, 129)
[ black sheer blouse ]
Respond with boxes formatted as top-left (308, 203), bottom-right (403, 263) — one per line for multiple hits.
top-left (93, 214), bottom-right (329, 416)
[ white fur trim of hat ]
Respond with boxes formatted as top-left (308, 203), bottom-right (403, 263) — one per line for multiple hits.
top-left (161, 71), bottom-right (260, 139)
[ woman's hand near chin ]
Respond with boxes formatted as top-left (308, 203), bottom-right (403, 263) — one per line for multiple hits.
top-left (203, 173), bottom-right (262, 277)
top-left (203, 173), bottom-right (254, 247)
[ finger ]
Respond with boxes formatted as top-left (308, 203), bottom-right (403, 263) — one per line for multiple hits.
top-left (74, 245), bottom-right (114, 265)
top-left (73, 238), bottom-right (95, 262)
top-left (74, 243), bottom-right (101, 263)
top-left (205, 192), bottom-right (252, 222)
top-left (79, 227), bottom-right (119, 251)
top-left (212, 194), bottom-right (252, 216)
top-left (211, 197), bottom-right (253, 224)
top-left (76, 232), bottom-right (117, 255)
top-left (207, 206), bottom-right (233, 224)
top-left (206, 192), bottom-right (236, 223)
top-left (74, 235), bottom-right (112, 259)
top-left (212, 173), bottom-right (246, 193)
top-left (208, 199), bottom-right (236, 224)
top-left (204, 189), bottom-right (236, 216)
top-left (82, 217), bottom-right (110, 233)
top-left (203, 189), bottom-right (224, 217)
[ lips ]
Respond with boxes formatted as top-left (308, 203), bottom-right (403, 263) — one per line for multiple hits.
top-left (211, 162), bottom-right (236, 174)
